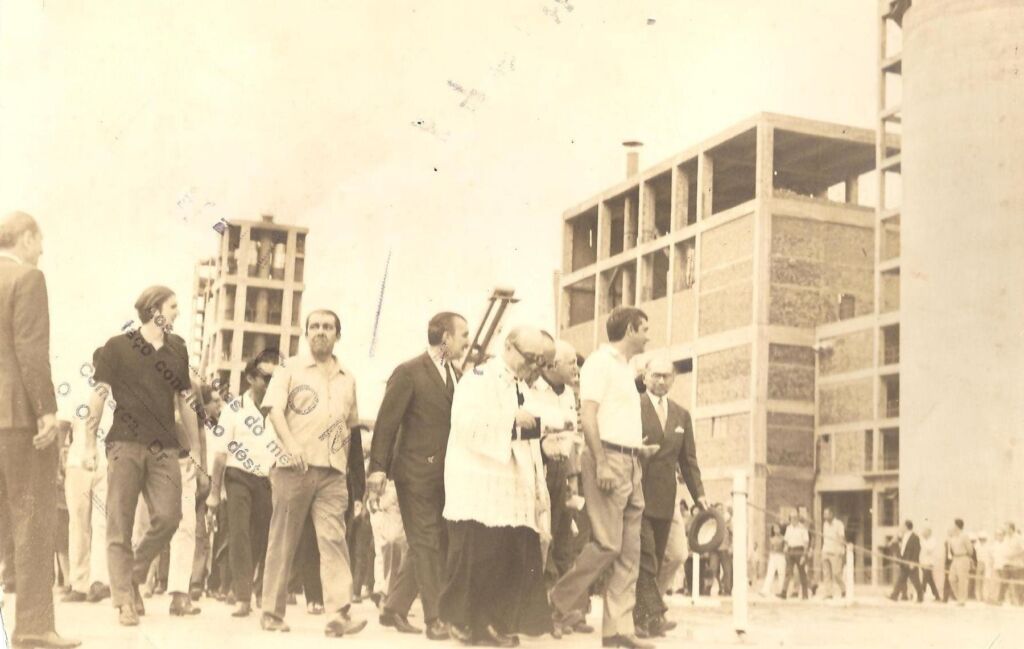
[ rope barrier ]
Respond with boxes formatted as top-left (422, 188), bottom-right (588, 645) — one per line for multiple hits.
top-left (743, 500), bottom-right (1024, 588)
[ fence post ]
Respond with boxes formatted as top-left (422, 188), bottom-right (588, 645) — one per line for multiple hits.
top-left (732, 470), bottom-right (748, 635)
top-left (844, 543), bottom-right (855, 602)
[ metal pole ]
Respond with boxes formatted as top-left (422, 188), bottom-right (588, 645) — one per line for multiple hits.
top-left (732, 470), bottom-right (748, 636)
top-left (844, 543), bottom-right (855, 602)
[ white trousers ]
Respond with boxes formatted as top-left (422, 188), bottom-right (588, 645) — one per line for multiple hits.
top-left (761, 552), bottom-right (786, 596)
top-left (64, 465), bottom-right (109, 592)
top-left (132, 459), bottom-right (197, 594)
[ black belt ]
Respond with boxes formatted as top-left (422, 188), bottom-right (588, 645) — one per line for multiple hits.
top-left (601, 441), bottom-right (639, 457)
top-left (513, 426), bottom-right (541, 441)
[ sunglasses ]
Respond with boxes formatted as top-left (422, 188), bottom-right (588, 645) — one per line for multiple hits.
top-left (512, 341), bottom-right (550, 369)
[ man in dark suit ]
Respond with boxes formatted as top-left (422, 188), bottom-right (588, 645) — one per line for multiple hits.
top-left (0, 212), bottom-right (79, 648)
top-left (634, 355), bottom-right (706, 638)
top-left (367, 312), bottom-right (469, 641)
top-left (890, 519), bottom-right (924, 602)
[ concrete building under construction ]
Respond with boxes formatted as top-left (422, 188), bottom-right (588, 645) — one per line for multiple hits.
top-left (557, 112), bottom-right (885, 580)
top-left (192, 215), bottom-right (308, 398)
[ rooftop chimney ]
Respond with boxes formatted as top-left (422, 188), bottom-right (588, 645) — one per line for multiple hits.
top-left (261, 214), bottom-right (274, 223)
top-left (623, 141), bottom-right (643, 179)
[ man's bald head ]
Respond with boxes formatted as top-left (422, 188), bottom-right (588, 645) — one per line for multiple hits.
top-left (554, 340), bottom-right (577, 365)
top-left (644, 355), bottom-right (676, 397)
top-left (505, 326), bottom-right (547, 380)
top-left (0, 211), bottom-right (43, 266)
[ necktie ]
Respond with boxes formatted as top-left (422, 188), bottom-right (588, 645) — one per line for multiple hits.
top-left (444, 362), bottom-right (454, 396)
top-left (657, 396), bottom-right (667, 429)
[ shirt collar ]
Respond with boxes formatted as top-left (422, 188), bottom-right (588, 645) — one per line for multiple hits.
top-left (0, 251), bottom-right (24, 265)
top-left (601, 343), bottom-right (628, 364)
top-left (427, 347), bottom-right (449, 368)
top-left (299, 352), bottom-right (346, 375)
top-left (542, 374), bottom-right (565, 396)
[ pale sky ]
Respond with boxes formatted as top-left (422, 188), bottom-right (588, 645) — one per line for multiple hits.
top-left (0, 1), bottom-right (876, 416)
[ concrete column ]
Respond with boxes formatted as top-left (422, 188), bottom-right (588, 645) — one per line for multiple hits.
top-left (697, 153), bottom-right (714, 219)
top-left (672, 165), bottom-right (691, 230)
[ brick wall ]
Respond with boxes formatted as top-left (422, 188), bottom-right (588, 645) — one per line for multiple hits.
top-left (819, 328), bottom-right (873, 376)
top-left (693, 412), bottom-right (749, 467)
top-left (766, 411), bottom-right (814, 467)
top-left (818, 377), bottom-right (873, 425)
top-left (767, 343), bottom-right (815, 401)
top-left (697, 344), bottom-right (751, 405)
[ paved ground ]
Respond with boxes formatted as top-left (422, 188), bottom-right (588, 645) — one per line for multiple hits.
top-left (2, 590), bottom-right (1022, 649)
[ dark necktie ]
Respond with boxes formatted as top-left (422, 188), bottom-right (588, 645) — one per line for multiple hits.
top-left (445, 362), bottom-right (454, 397)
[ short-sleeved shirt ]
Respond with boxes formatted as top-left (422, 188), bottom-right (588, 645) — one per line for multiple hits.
top-left (822, 518), bottom-right (846, 554)
top-left (784, 523), bottom-right (810, 549)
top-left (215, 389), bottom-right (281, 477)
top-left (92, 331), bottom-right (191, 450)
top-left (263, 353), bottom-right (358, 471)
top-left (579, 344), bottom-right (642, 448)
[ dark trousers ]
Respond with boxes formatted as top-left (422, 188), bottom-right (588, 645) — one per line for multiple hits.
top-left (225, 468), bottom-right (272, 602)
top-left (921, 568), bottom-right (941, 600)
top-left (385, 476), bottom-right (447, 623)
top-left (891, 564), bottom-right (923, 601)
top-left (440, 521), bottom-right (552, 637)
top-left (544, 459), bottom-right (574, 590)
top-left (105, 440), bottom-right (183, 609)
top-left (208, 502), bottom-right (231, 594)
top-left (191, 500), bottom-right (209, 590)
top-left (634, 516), bottom-right (672, 626)
top-left (780, 548), bottom-right (808, 599)
top-left (0, 431), bottom-right (58, 635)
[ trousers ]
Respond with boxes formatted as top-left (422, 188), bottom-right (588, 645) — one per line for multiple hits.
top-left (64, 465), bottom-right (109, 591)
top-left (261, 466), bottom-right (351, 619)
top-left (0, 431), bottom-right (58, 635)
top-left (105, 440), bottom-right (182, 609)
top-left (550, 448), bottom-right (644, 638)
top-left (224, 468), bottom-right (272, 602)
top-left (131, 459), bottom-right (196, 595)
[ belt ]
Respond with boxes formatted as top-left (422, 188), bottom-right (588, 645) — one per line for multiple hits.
top-left (512, 427), bottom-right (541, 441)
top-left (601, 440), bottom-right (639, 457)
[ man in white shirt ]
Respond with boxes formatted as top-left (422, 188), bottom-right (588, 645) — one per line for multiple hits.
top-left (919, 527), bottom-right (942, 601)
top-left (819, 508), bottom-right (846, 599)
top-left (206, 349), bottom-right (281, 617)
top-left (779, 513), bottom-right (810, 600)
top-left (440, 326), bottom-right (554, 647)
top-left (550, 306), bottom-right (656, 649)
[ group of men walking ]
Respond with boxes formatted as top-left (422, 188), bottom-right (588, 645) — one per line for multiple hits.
top-left (0, 210), bottom-right (710, 648)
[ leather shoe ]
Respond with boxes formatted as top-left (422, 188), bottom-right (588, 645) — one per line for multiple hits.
top-left (61, 591), bottom-right (87, 603)
top-left (232, 602), bottom-right (252, 617)
top-left (169, 592), bottom-right (201, 616)
top-left (574, 620), bottom-right (595, 634)
top-left (380, 609), bottom-right (422, 634)
top-left (602, 634), bottom-right (656, 649)
top-left (86, 582), bottom-right (111, 603)
top-left (425, 620), bottom-right (450, 641)
top-left (634, 624), bottom-right (652, 639)
top-left (448, 623), bottom-right (472, 644)
top-left (475, 625), bottom-right (519, 647)
top-left (11, 631), bottom-right (82, 648)
top-left (307, 601), bottom-right (325, 615)
top-left (260, 613), bottom-right (290, 632)
top-left (324, 611), bottom-right (367, 637)
top-left (118, 606), bottom-right (139, 627)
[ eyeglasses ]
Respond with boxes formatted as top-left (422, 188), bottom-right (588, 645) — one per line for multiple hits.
top-left (253, 370), bottom-right (274, 381)
top-left (511, 341), bottom-right (550, 369)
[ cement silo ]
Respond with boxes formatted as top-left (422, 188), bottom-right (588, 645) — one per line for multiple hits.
top-left (901, 0), bottom-right (1024, 531)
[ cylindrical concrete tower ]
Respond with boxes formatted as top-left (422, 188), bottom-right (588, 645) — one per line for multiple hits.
top-left (902, 0), bottom-right (1024, 532)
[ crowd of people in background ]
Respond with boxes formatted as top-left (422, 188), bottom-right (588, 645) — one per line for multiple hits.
top-left (2, 210), bottom-right (1020, 649)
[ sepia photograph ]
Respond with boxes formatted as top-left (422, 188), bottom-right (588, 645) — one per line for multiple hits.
top-left (1, 1), bottom-right (1022, 647)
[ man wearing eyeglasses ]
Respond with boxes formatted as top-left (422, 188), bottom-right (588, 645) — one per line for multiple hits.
top-left (206, 348), bottom-right (282, 617)
top-left (550, 306), bottom-right (656, 649)
top-left (440, 326), bottom-right (555, 647)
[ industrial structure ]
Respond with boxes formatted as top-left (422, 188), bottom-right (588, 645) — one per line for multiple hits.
top-left (556, 112), bottom-right (888, 581)
top-left (192, 215), bottom-right (308, 397)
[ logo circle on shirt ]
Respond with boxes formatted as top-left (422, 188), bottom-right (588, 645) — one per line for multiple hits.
top-left (287, 384), bottom-right (318, 415)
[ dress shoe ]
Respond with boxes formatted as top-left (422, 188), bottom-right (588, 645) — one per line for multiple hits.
top-left (380, 609), bottom-right (422, 634)
top-left (574, 620), bottom-right (594, 634)
top-left (118, 606), bottom-right (139, 627)
top-left (132, 583), bottom-right (146, 616)
top-left (11, 631), bottom-right (82, 648)
top-left (448, 623), bottom-right (472, 644)
top-left (232, 602), bottom-right (252, 617)
top-left (634, 624), bottom-right (652, 639)
top-left (86, 582), bottom-right (111, 603)
top-left (602, 634), bottom-right (656, 649)
top-left (61, 590), bottom-right (87, 603)
top-left (552, 608), bottom-right (585, 635)
top-left (475, 625), bottom-right (519, 647)
top-left (425, 619), bottom-right (450, 640)
top-left (324, 611), bottom-right (367, 637)
top-left (307, 601), bottom-right (325, 615)
top-left (647, 616), bottom-right (675, 636)
top-left (169, 592), bottom-right (201, 616)
top-left (260, 612), bottom-right (290, 632)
